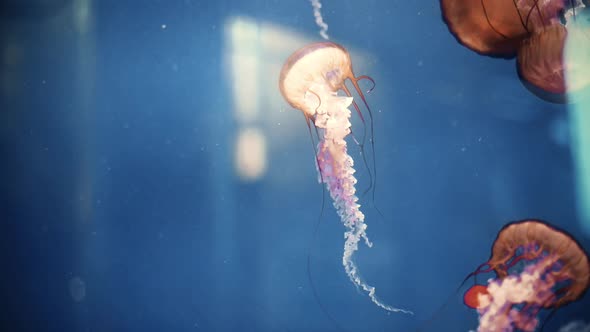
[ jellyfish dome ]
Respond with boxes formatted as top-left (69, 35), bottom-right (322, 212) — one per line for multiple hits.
top-left (440, 0), bottom-right (530, 56)
top-left (279, 42), bottom-right (353, 116)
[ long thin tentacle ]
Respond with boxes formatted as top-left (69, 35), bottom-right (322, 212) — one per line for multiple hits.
top-left (307, 89), bottom-right (322, 115)
top-left (512, 0), bottom-right (531, 33)
top-left (341, 84), bottom-right (374, 197)
top-left (533, 0), bottom-right (548, 28)
top-left (481, 0), bottom-right (512, 39)
top-left (351, 77), bottom-right (379, 205)
top-left (356, 75), bottom-right (376, 93)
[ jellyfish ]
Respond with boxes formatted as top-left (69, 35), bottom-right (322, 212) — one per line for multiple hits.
top-left (278, 42), bottom-right (411, 314)
top-left (440, 0), bottom-right (589, 102)
top-left (462, 219), bottom-right (590, 332)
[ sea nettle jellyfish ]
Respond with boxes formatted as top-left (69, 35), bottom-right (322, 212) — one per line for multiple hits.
top-left (278, 42), bottom-right (411, 314)
top-left (463, 219), bottom-right (590, 332)
top-left (441, 0), bottom-right (590, 103)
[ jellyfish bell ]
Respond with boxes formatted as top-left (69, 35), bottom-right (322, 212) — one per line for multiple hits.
top-left (515, 20), bottom-right (590, 103)
top-left (483, 220), bottom-right (590, 307)
top-left (440, 0), bottom-right (530, 57)
top-left (279, 42), bottom-right (374, 121)
top-left (517, 24), bottom-right (568, 99)
top-left (514, 1), bottom-right (590, 102)
top-left (488, 220), bottom-right (590, 307)
top-left (279, 42), bottom-right (352, 116)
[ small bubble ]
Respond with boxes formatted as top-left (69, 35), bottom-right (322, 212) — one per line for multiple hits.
top-left (161, 24), bottom-right (167, 29)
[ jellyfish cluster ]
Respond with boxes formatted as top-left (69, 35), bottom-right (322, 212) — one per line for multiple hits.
top-left (277, 40), bottom-right (588, 332)
top-left (464, 220), bottom-right (590, 332)
top-left (277, 0), bottom-right (590, 329)
top-left (441, 0), bottom-right (590, 101)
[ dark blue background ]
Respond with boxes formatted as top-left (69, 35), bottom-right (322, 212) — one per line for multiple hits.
top-left (2, 0), bottom-right (589, 331)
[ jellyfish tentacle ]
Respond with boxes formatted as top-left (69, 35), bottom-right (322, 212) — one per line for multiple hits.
top-left (481, 0), bottom-right (512, 39)
top-left (307, 89), bottom-right (323, 115)
top-left (351, 76), bottom-right (375, 117)
top-left (341, 84), bottom-right (366, 128)
top-left (350, 77), bottom-right (380, 206)
top-left (525, 1), bottom-right (537, 27)
top-left (349, 128), bottom-right (361, 146)
top-left (356, 75), bottom-right (376, 94)
top-left (533, 0), bottom-right (549, 28)
top-left (341, 84), bottom-right (375, 197)
top-left (303, 113), bottom-right (322, 181)
top-left (512, 0), bottom-right (531, 33)
top-left (524, 0), bottom-right (547, 31)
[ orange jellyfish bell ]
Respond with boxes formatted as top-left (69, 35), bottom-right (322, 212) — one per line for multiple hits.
top-left (440, 0), bottom-right (530, 56)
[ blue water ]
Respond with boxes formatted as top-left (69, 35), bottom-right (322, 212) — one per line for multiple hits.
top-left (2, 0), bottom-right (589, 331)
